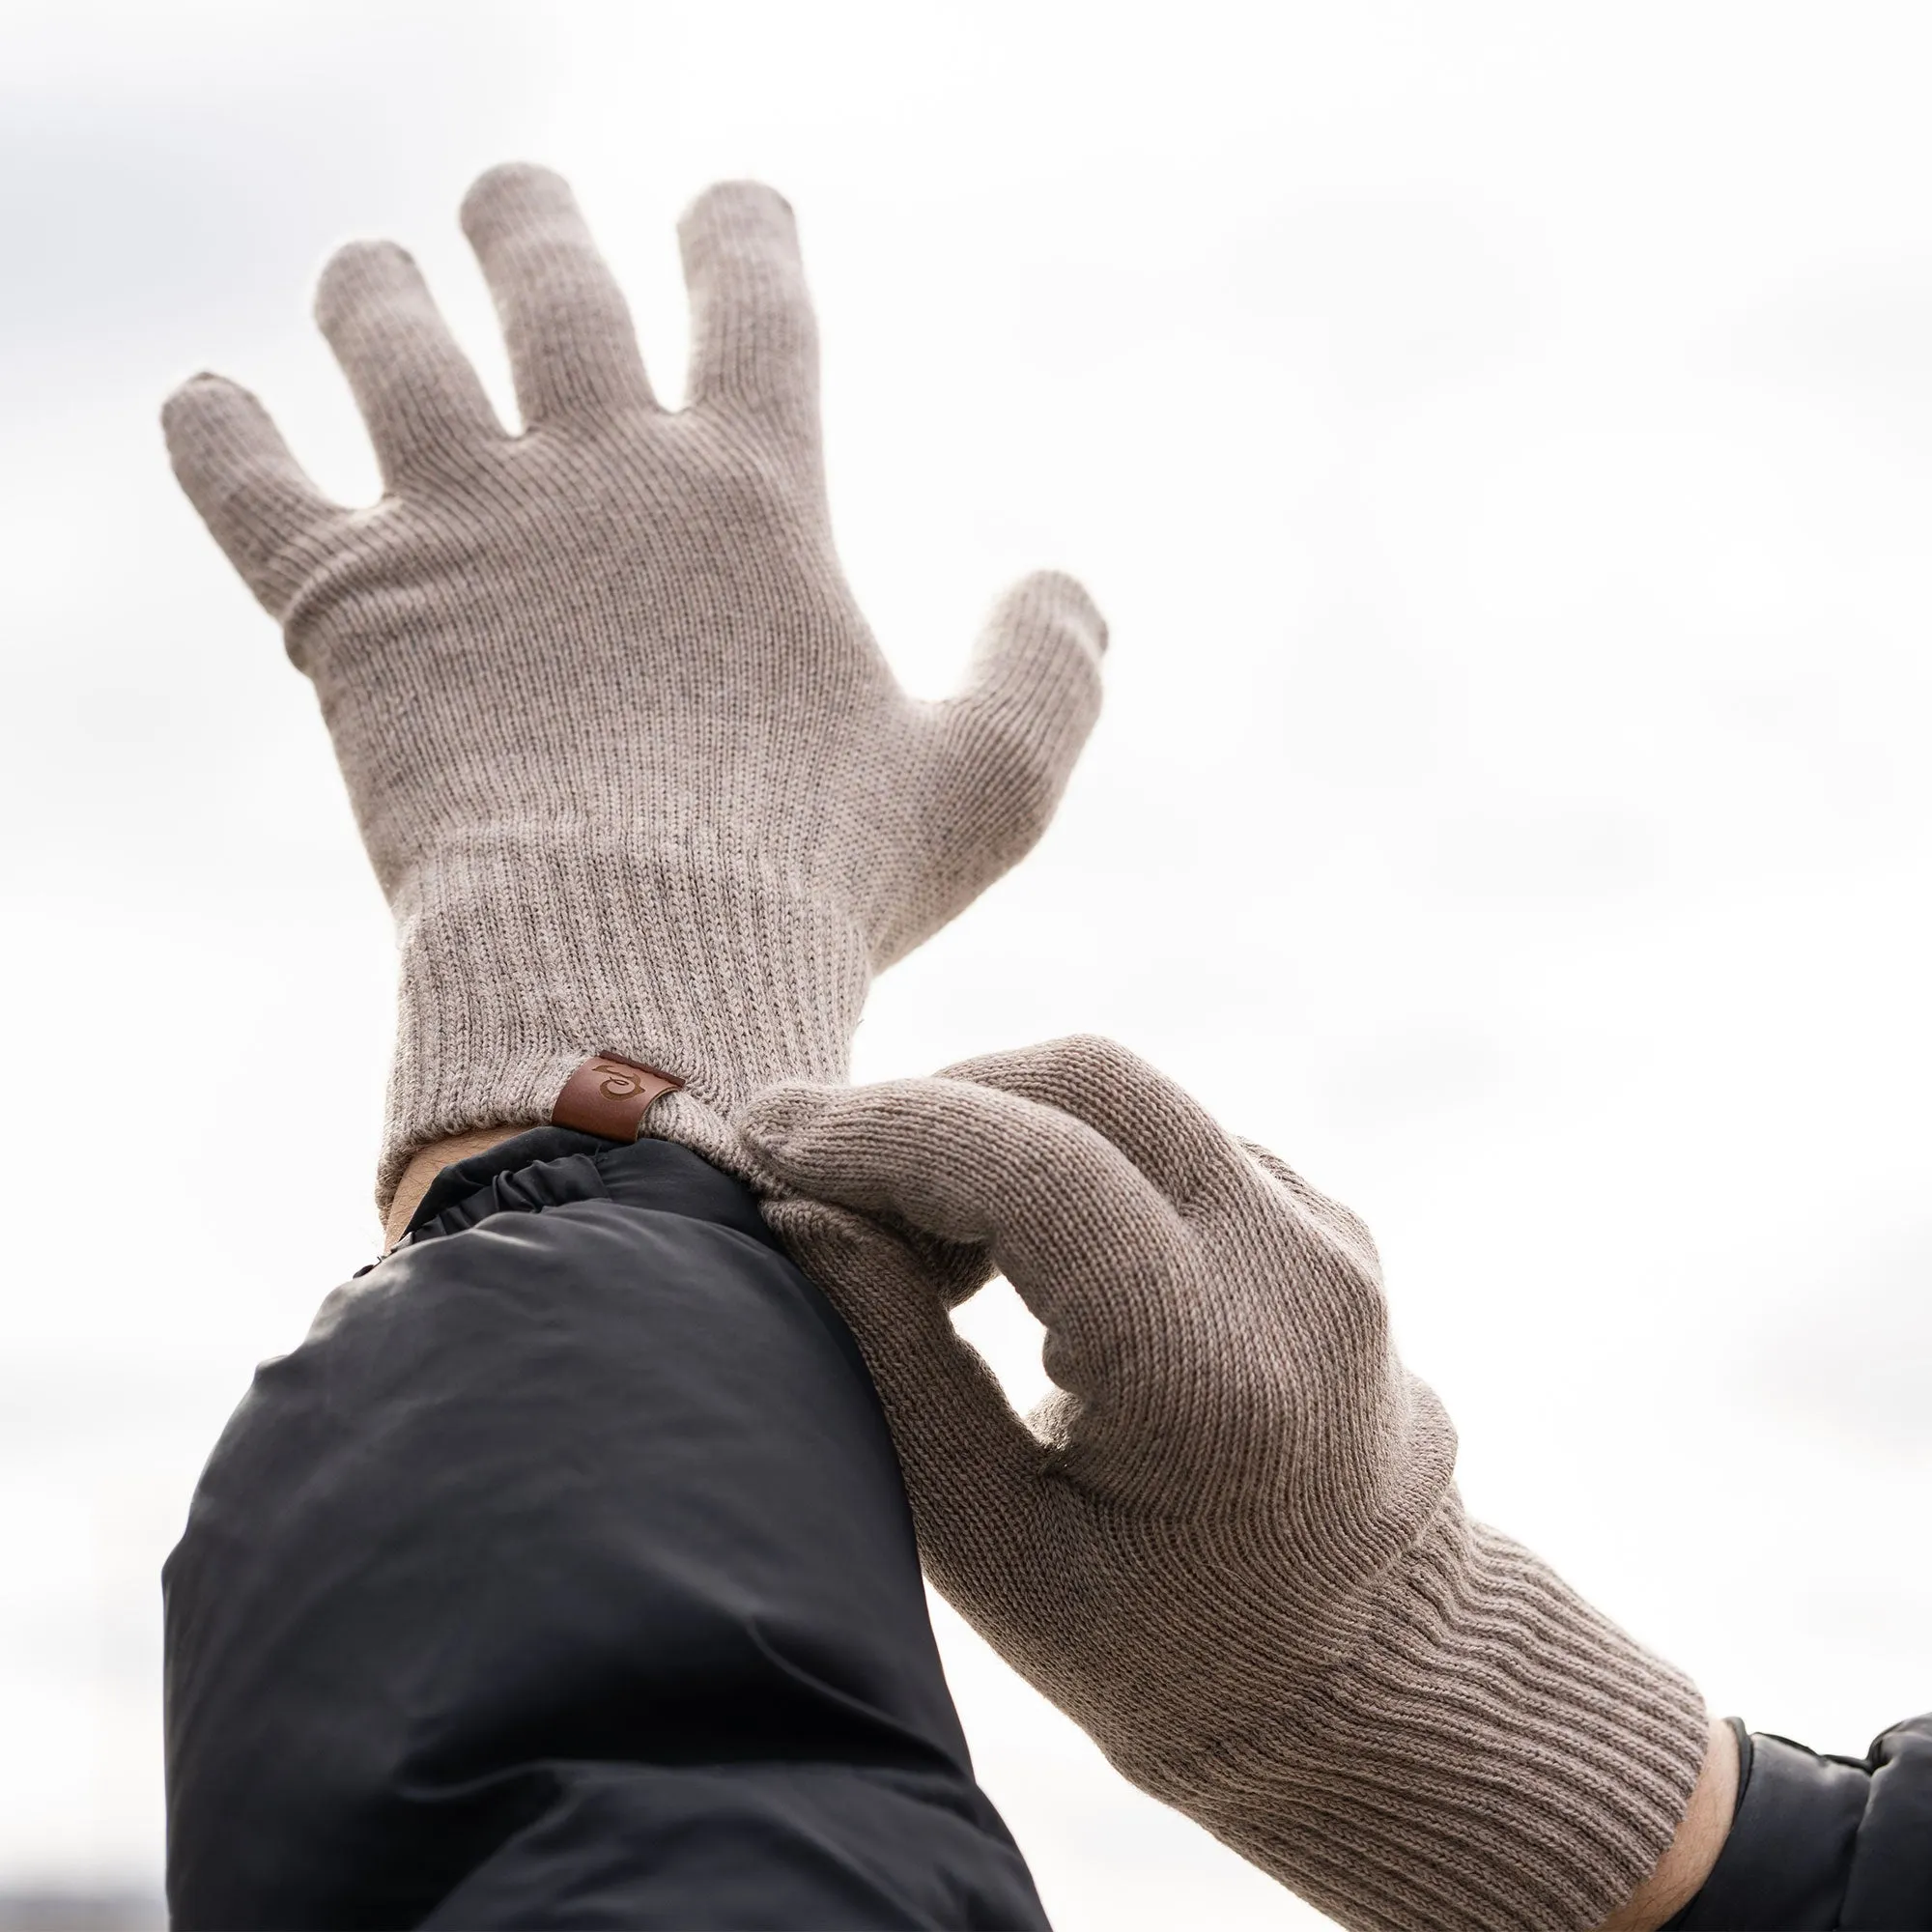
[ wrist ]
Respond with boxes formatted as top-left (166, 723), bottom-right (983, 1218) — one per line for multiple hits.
top-left (1595, 1716), bottom-right (1738, 1932)
top-left (382, 1123), bottom-right (530, 1251)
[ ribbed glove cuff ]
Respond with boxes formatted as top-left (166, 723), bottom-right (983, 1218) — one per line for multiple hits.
top-left (379, 833), bottom-right (872, 1208)
top-left (1166, 1507), bottom-right (1709, 1932)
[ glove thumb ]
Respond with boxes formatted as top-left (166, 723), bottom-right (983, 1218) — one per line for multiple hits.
top-left (765, 1195), bottom-right (1051, 1592)
top-left (882, 571), bottom-right (1104, 965)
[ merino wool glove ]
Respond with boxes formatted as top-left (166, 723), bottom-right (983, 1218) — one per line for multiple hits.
top-left (743, 1037), bottom-right (1712, 1932)
top-left (163, 165), bottom-right (1105, 1208)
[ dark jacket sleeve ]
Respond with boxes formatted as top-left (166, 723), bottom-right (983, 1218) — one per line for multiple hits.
top-left (1668, 1715), bottom-right (1932, 1930)
top-left (162, 1130), bottom-right (1050, 1932)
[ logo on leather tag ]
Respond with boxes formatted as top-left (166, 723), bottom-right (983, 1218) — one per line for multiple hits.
top-left (552, 1052), bottom-right (682, 1141)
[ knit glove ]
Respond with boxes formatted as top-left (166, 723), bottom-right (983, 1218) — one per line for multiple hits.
top-left (743, 1036), bottom-right (1710, 1932)
top-left (162, 165), bottom-right (1105, 1208)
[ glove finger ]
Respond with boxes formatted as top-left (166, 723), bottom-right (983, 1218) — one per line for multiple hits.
top-left (161, 373), bottom-right (346, 618)
top-left (766, 1199), bottom-right (1049, 1585)
top-left (939, 1034), bottom-right (1251, 1213)
top-left (921, 571), bottom-right (1105, 911)
top-left (743, 1076), bottom-right (1180, 1346)
top-left (461, 162), bottom-right (657, 426)
top-left (313, 240), bottom-right (504, 487)
top-left (1239, 1137), bottom-right (1381, 1273)
top-left (678, 182), bottom-right (818, 441)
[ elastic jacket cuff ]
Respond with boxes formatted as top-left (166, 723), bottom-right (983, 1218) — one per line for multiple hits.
top-left (1668, 1715), bottom-right (1932, 1930)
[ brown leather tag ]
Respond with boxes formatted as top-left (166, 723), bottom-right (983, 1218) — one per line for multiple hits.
top-left (552, 1052), bottom-right (682, 1141)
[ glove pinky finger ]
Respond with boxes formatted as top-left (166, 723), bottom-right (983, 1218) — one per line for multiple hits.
top-left (162, 373), bottom-right (345, 617)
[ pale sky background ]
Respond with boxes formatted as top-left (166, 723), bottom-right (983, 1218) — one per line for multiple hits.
top-left (7, 3), bottom-right (1932, 1924)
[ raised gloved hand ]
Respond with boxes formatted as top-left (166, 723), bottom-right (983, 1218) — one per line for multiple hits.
top-left (164, 165), bottom-right (1104, 1208)
top-left (743, 1036), bottom-right (1710, 1932)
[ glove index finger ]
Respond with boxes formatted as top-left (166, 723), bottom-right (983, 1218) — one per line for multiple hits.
top-left (940, 1034), bottom-right (1251, 1213)
top-left (741, 1074), bottom-right (1180, 1338)
top-left (162, 373), bottom-right (346, 617)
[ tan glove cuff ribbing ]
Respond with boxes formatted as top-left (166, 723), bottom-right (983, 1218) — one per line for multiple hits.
top-left (1142, 1506), bottom-right (1708, 1932)
top-left (380, 834), bottom-right (870, 1208)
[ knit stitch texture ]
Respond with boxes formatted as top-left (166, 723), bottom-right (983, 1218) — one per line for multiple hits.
top-left (747, 1036), bottom-right (1711, 1932)
top-left (164, 165), bottom-right (1105, 1207)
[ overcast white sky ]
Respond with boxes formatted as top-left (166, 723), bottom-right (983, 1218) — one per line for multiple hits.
top-left (7, 2), bottom-right (1932, 1922)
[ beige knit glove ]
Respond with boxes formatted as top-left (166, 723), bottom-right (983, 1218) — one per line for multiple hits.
top-left (743, 1036), bottom-right (1710, 1932)
top-left (163, 164), bottom-right (1104, 1207)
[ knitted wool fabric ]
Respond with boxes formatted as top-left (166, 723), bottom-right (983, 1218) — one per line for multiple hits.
top-left (746, 1037), bottom-right (1711, 1932)
top-left (163, 165), bottom-right (1104, 1208)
